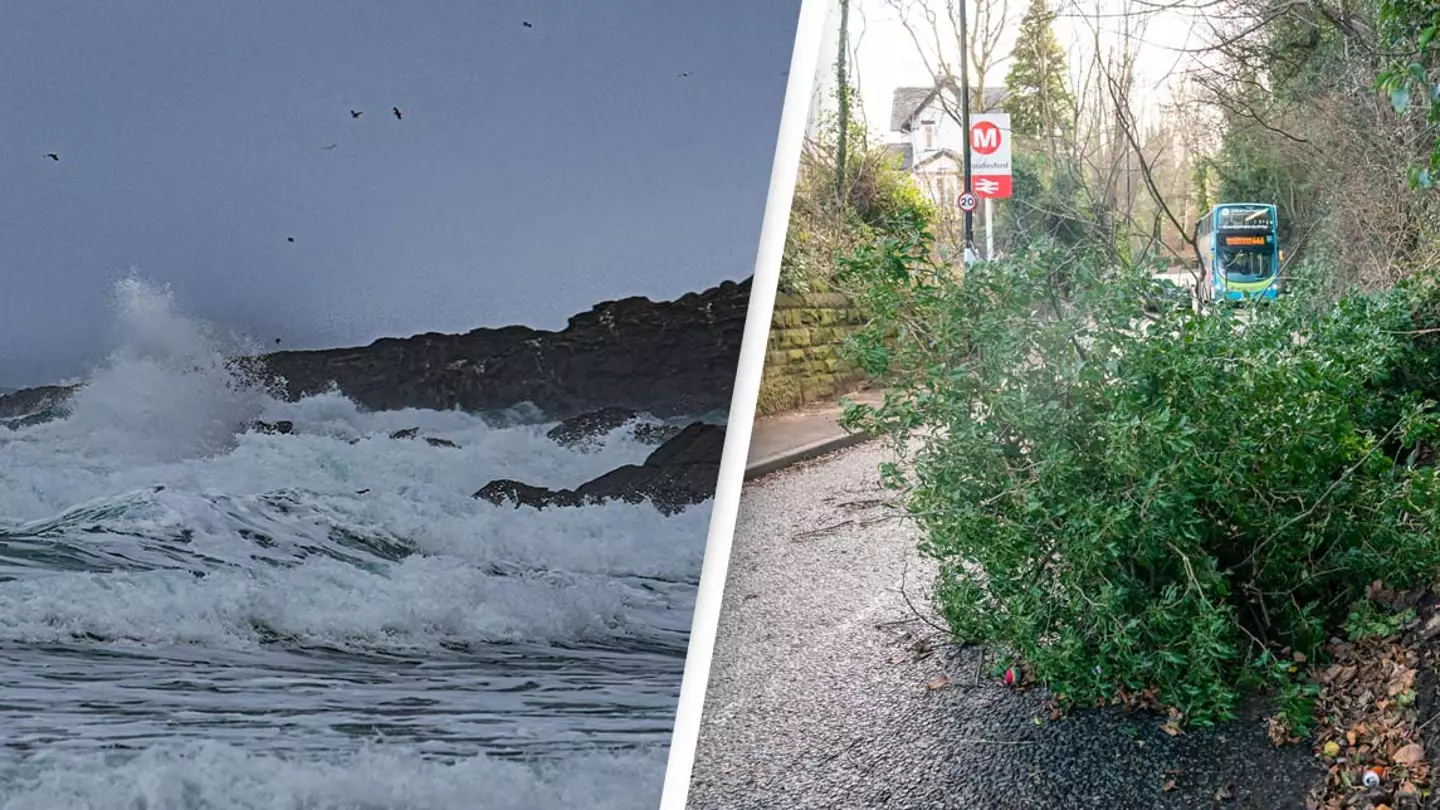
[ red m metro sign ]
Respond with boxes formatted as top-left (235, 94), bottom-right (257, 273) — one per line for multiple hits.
top-left (971, 120), bottom-right (1003, 155)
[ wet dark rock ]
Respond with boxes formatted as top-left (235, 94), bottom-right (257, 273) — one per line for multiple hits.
top-left (474, 479), bottom-right (581, 510)
top-left (250, 420), bottom-right (294, 435)
top-left (1, 406), bottom-right (69, 431)
top-left (633, 422), bottom-right (684, 446)
top-left (473, 422), bottom-right (726, 515)
top-left (570, 461), bottom-right (718, 515)
top-left (642, 421), bottom-right (725, 466)
top-left (389, 427), bottom-right (419, 440)
top-left (0, 385), bottom-right (78, 429)
top-left (246, 278), bottom-right (749, 420)
top-left (424, 437), bottom-right (460, 449)
top-left (0, 384), bottom-right (78, 421)
top-left (545, 407), bottom-right (638, 450)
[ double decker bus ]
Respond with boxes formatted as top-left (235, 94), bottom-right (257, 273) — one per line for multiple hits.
top-left (1197, 203), bottom-right (1281, 303)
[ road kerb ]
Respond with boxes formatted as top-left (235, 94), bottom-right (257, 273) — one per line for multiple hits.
top-left (742, 430), bottom-right (874, 481)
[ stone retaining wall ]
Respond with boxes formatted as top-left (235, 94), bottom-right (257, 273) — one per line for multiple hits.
top-left (756, 291), bottom-right (870, 416)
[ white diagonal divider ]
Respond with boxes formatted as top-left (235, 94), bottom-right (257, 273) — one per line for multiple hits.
top-left (657, 0), bottom-right (832, 807)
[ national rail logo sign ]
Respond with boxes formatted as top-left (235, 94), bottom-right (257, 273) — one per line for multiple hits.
top-left (971, 175), bottom-right (1012, 199)
top-left (968, 113), bottom-right (1012, 199)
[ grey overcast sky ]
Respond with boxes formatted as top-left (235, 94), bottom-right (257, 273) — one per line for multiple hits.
top-left (0, 1), bottom-right (800, 388)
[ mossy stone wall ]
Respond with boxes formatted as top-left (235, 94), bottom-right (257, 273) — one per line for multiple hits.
top-left (756, 292), bottom-right (869, 416)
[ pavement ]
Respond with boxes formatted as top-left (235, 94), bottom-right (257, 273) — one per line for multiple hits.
top-left (686, 414), bottom-right (1323, 810)
top-left (743, 389), bottom-right (885, 480)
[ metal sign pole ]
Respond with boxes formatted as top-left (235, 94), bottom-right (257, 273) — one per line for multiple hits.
top-left (984, 197), bottom-right (993, 260)
top-left (958, 0), bottom-right (973, 253)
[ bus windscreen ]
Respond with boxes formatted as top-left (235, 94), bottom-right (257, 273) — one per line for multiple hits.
top-left (1218, 249), bottom-right (1271, 278)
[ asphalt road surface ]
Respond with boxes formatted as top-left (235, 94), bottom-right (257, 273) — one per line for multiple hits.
top-left (686, 441), bottom-right (1321, 810)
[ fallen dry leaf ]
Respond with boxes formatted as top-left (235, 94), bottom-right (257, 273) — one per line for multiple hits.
top-left (925, 674), bottom-right (950, 691)
top-left (1163, 779), bottom-right (1176, 792)
top-left (1389, 668), bottom-right (1417, 697)
top-left (1393, 742), bottom-right (1425, 767)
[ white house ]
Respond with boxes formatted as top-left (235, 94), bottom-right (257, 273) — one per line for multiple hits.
top-left (887, 82), bottom-right (1008, 212)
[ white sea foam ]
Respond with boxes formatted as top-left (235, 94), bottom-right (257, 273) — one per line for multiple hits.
top-left (0, 277), bottom-right (711, 652)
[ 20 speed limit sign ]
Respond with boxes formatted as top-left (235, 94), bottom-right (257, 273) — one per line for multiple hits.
top-left (957, 192), bottom-right (978, 212)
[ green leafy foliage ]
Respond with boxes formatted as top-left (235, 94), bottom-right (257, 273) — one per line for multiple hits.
top-left (781, 98), bottom-right (934, 293)
top-left (1342, 600), bottom-right (1417, 641)
top-left (1377, 0), bottom-right (1440, 186)
top-left (1254, 649), bottom-right (1322, 738)
top-left (838, 228), bottom-right (1440, 726)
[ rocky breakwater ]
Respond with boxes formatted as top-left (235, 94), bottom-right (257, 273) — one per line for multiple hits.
top-left (475, 417), bottom-right (726, 516)
top-left (242, 278), bottom-right (750, 420)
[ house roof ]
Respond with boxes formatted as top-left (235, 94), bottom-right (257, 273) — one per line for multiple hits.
top-left (890, 82), bottom-right (1010, 132)
top-left (911, 148), bottom-right (965, 171)
top-left (890, 87), bottom-right (935, 133)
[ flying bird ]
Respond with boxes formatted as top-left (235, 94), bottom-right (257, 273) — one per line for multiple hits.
top-left (322, 143), bottom-right (339, 150)
top-left (350, 110), bottom-right (363, 118)
top-left (522, 20), bottom-right (533, 28)
top-left (274, 338), bottom-right (282, 345)
top-left (287, 237), bottom-right (295, 243)
top-left (44, 153), bottom-right (59, 161)
top-left (679, 72), bottom-right (691, 78)
top-left (392, 106), bottom-right (402, 120)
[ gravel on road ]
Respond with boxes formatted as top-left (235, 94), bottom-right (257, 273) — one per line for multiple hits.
top-left (686, 441), bottom-right (1323, 810)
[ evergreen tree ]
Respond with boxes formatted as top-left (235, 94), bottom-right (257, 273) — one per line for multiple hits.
top-left (1002, 0), bottom-right (1074, 139)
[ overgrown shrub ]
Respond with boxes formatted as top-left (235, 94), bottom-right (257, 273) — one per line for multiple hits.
top-left (839, 228), bottom-right (1440, 726)
top-left (781, 111), bottom-right (934, 294)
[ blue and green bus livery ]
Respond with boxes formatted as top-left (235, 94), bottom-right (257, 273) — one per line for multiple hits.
top-left (1196, 203), bottom-right (1281, 303)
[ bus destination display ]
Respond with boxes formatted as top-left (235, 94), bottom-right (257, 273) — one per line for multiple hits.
top-left (1222, 235), bottom-right (1268, 247)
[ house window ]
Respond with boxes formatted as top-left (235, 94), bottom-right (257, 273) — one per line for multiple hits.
top-left (921, 119), bottom-right (935, 150)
